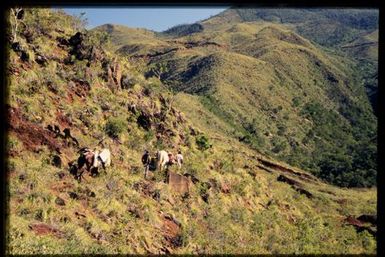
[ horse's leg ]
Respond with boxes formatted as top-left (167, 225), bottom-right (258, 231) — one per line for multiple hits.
top-left (77, 168), bottom-right (84, 182)
top-left (164, 166), bottom-right (169, 183)
top-left (82, 172), bottom-right (88, 182)
top-left (102, 162), bottom-right (106, 171)
top-left (163, 162), bottom-right (169, 182)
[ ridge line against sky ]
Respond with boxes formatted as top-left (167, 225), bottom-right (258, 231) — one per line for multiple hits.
top-left (60, 7), bottom-right (229, 32)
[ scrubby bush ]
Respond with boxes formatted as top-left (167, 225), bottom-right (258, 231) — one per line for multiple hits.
top-left (271, 136), bottom-right (288, 153)
top-left (196, 134), bottom-right (211, 151)
top-left (292, 96), bottom-right (301, 107)
top-left (105, 117), bottom-right (128, 138)
top-left (162, 23), bottom-right (204, 37)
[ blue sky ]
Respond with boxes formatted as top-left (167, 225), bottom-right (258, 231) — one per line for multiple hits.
top-left (60, 7), bottom-right (228, 32)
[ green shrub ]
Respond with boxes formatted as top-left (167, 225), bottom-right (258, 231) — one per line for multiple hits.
top-left (144, 130), bottom-right (154, 142)
top-left (292, 96), bottom-right (301, 107)
top-left (277, 123), bottom-right (287, 136)
top-left (271, 136), bottom-right (288, 153)
top-left (195, 134), bottom-right (211, 151)
top-left (105, 117), bottom-right (128, 138)
top-left (229, 207), bottom-right (246, 224)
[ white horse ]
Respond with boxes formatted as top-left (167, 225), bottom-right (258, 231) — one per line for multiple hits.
top-left (156, 150), bottom-right (169, 172)
top-left (93, 148), bottom-right (111, 171)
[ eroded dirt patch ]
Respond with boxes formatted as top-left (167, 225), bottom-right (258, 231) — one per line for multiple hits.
top-left (67, 79), bottom-right (91, 99)
top-left (258, 157), bottom-right (319, 183)
top-left (56, 111), bottom-right (72, 127)
top-left (7, 105), bottom-right (63, 153)
top-left (29, 223), bottom-right (65, 238)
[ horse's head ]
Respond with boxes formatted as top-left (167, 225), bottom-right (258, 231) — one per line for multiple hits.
top-left (68, 161), bottom-right (78, 176)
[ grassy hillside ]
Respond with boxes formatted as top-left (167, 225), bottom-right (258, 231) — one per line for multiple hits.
top-left (6, 8), bottom-right (376, 254)
top-left (200, 8), bottom-right (378, 50)
top-left (200, 8), bottom-right (379, 114)
top-left (107, 16), bottom-right (377, 187)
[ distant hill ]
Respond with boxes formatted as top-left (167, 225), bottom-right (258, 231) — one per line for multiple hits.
top-left (201, 8), bottom-right (379, 113)
top-left (201, 8), bottom-right (378, 51)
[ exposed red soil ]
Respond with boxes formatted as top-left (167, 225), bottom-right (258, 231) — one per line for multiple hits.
top-left (50, 181), bottom-right (74, 193)
top-left (336, 198), bottom-right (348, 205)
top-left (29, 223), bottom-right (65, 238)
top-left (56, 111), bottom-right (72, 127)
top-left (68, 79), bottom-right (91, 100)
top-left (7, 105), bottom-right (63, 153)
top-left (220, 182), bottom-right (231, 194)
top-left (345, 216), bottom-right (364, 227)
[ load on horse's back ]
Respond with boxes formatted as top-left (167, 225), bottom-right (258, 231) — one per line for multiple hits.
top-left (93, 148), bottom-right (111, 170)
top-left (156, 150), bottom-right (169, 172)
top-left (69, 145), bottom-right (112, 182)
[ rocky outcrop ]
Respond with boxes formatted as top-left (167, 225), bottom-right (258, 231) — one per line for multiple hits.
top-left (67, 32), bottom-right (106, 65)
top-left (51, 154), bottom-right (62, 168)
top-left (55, 197), bottom-right (66, 206)
top-left (35, 54), bottom-right (48, 66)
top-left (121, 73), bottom-right (137, 89)
top-left (11, 42), bottom-right (29, 62)
top-left (132, 181), bottom-right (160, 201)
top-left (357, 214), bottom-right (377, 226)
top-left (344, 216), bottom-right (376, 237)
top-left (167, 171), bottom-right (191, 194)
top-left (258, 157), bottom-right (319, 183)
top-left (104, 58), bottom-right (122, 92)
top-left (162, 214), bottom-right (183, 251)
top-left (277, 174), bottom-right (313, 198)
top-left (137, 112), bottom-right (152, 130)
top-left (67, 79), bottom-right (91, 99)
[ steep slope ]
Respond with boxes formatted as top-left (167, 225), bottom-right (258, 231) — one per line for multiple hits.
top-left (105, 17), bottom-right (377, 187)
top-left (6, 8), bottom-right (376, 254)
